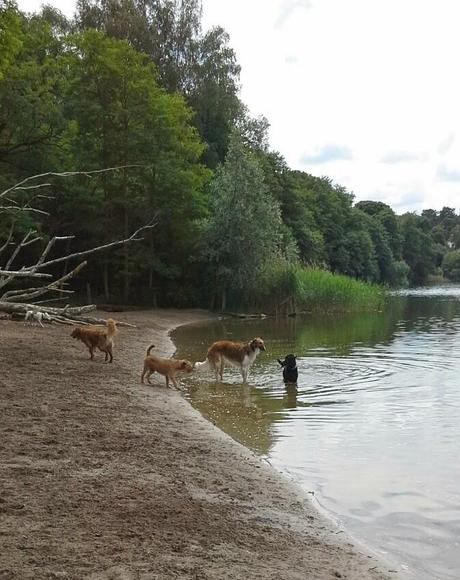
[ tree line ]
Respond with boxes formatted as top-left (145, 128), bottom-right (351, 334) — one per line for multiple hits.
top-left (1, 0), bottom-right (459, 311)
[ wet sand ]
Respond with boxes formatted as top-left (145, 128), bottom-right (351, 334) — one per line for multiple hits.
top-left (0, 309), bottom-right (395, 579)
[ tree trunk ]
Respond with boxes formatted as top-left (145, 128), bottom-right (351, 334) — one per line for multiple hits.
top-left (86, 283), bottom-right (92, 305)
top-left (148, 235), bottom-right (154, 289)
top-left (221, 288), bottom-right (226, 312)
top-left (123, 213), bottom-right (130, 302)
top-left (103, 260), bottom-right (110, 301)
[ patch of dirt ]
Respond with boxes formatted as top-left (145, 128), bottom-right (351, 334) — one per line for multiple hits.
top-left (0, 310), bottom-right (394, 579)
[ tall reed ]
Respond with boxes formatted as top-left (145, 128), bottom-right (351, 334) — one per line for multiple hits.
top-left (237, 262), bottom-right (385, 314)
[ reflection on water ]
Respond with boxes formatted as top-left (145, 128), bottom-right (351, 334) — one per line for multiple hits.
top-left (173, 287), bottom-right (460, 580)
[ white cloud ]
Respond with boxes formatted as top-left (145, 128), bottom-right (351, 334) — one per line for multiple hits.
top-left (438, 133), bottom-right (455, 155)
top-left (380, 151), bottom-right (425, 165)
top-left (437, 165), bottom-right (460, 183)
top-left (300, 144), bottom-right (353, 164)
top-left (275, 0), bottom-right (313, 29)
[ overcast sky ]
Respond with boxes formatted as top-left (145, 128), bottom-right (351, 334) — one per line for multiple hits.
top-left (17, 0), bottom-right (460, 213)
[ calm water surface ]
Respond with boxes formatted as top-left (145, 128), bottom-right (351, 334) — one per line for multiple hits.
top-left (173, 287), bottom-right (460, 580)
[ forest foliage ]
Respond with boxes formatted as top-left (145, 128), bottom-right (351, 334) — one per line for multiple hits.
top-left (1, 0), bottom-right (459, 311)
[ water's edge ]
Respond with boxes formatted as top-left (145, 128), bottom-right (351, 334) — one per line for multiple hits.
top-left (170, 317), bottom-right (403, 578)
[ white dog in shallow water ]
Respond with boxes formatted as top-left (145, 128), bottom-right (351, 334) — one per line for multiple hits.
top-left (24, 310), bottom-right (51, 327)
top-left (195, 337), bottom-right (266, 383)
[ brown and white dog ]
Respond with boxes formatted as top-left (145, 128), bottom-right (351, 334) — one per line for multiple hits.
top-left (141, 344), bottom-right (194, 389)
top-left (195, 337), bottom-right (266, 383)
top-left (24, 310), bottom-right (51, 327)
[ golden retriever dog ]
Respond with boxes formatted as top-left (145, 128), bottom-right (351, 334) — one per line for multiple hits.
top-left (141, 344), bottom-right (194, 388)
top-left (195, 337), bottom-right (266, 383)
top-left (71, 318), bottom-right (117, 362)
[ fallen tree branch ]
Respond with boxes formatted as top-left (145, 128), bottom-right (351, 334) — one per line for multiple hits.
top-left (0, 222), bottom-right (14, 257)
top-left (0, 166), bottom-right (155, 322)
top-left (1, 261), bottom-right (86, 302)
top-left (0, 270), bottom-right (52, 279)
top-left (0, 301), bottom-right (97, 317)
top-left (21, 219), bottom-right (157, 273)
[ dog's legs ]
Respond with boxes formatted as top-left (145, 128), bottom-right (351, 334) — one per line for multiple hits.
top-left (106, 345), bottom-right (113, 363)
top-left (208, 359), bottom-right (219, 382)
top-left (141, 367), bottom-right (152, 384)
top-left (242, 365), bottom-right (248, 383)
top-left (141, 366), bottom-right (153, 385)
top-left (219, 356), bottom-right (224, 382)
top-left (170, 374), bottom-right (179, 389)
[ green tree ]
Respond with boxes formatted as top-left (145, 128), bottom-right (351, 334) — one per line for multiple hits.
top-left (442, 250), bottom-right (460, 281)
top-left (399, 213), bottom-right (436, 283)
top-left (76, 1), bottom-right (242, 167)
top-left (0, 1), bottom-right (22, 79)
top-left (188, 26), bottom-right (241, 166)
top-left (356, 200), bottom-right (401, 260)
top-left (451, 225), bottom-right (460, 249)
top-left (431, 224), bottom-right (447, 245)
top-left (205, 133), bottom-right (282, 310)
top-left (56, 30), bottom-right (210, 302)
top-left (76, 0), bottom-right (203, 93)
top-left (0, 10), bottom-right (66, 186)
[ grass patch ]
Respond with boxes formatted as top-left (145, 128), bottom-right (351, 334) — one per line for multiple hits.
top-left (238, 262), bottom-right (386, 314)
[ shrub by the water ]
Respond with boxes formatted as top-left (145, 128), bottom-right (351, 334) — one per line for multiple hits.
top-left (239, 263), bottom-right (385, 314)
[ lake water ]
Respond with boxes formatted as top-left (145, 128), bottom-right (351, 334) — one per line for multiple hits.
top-left (173, 286), bottom-right (460, 580)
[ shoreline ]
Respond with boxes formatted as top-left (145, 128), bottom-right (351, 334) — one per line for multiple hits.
top-left (168, 314), bottom-right (400, 579)
top-left (1, 309), bottom-right (395, 579)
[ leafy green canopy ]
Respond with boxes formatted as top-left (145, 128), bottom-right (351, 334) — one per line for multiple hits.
top-left (204, 133), bottom-right (281, 308)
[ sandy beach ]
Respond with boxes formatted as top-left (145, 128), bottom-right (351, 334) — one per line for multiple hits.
top-left (0, 309), bottom-right (395, 579)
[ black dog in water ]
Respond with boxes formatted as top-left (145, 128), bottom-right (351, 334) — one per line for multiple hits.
top-left (277, 354), bottom-right (298, 383)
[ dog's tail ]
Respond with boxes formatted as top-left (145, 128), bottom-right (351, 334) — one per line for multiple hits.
top-left (106, 318), bottom-right (117, 337)
top-left (146, 344), bottom-right (156, 356)
top-left (194, 358), bottom-right (210, 372)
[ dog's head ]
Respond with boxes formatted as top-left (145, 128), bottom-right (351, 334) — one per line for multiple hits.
top-left (180, 360), bottom-right (194, 373)
top-left (250, 337), bottom-right (266, 352)
top-left (71, 327), bottom-right (81, 339)
top-left (284, 354), bottom-right (297, 368)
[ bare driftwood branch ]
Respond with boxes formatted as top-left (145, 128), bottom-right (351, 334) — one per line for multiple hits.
top-left (1, 261), bottom-right (86, 302)
top-left (0, 270), bottom-right (52, 279)
top-left (0, 301), bottom-right (96, 316)
top-left (0, 222), bottom-right (15, 257)
top-left (0, 205), bottom-right (50, 216)
top-left (0, 301), bottom-right (136, 327)
top-left (0, 165), bottom-right (144, 200)
top-left (0, 215), bottom-right (157, 294)
top-left (21, 219), bottom-right (157, 273)
top-left (0, 166), bottom-right (154, 322)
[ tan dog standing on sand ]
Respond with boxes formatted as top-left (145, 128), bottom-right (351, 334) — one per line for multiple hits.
top-left (71, 318), bottom-right (117, 363)
top-left (141, 344), bottom-right (194, 388)
top-left (195, 337), bottom-right (266, 383)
